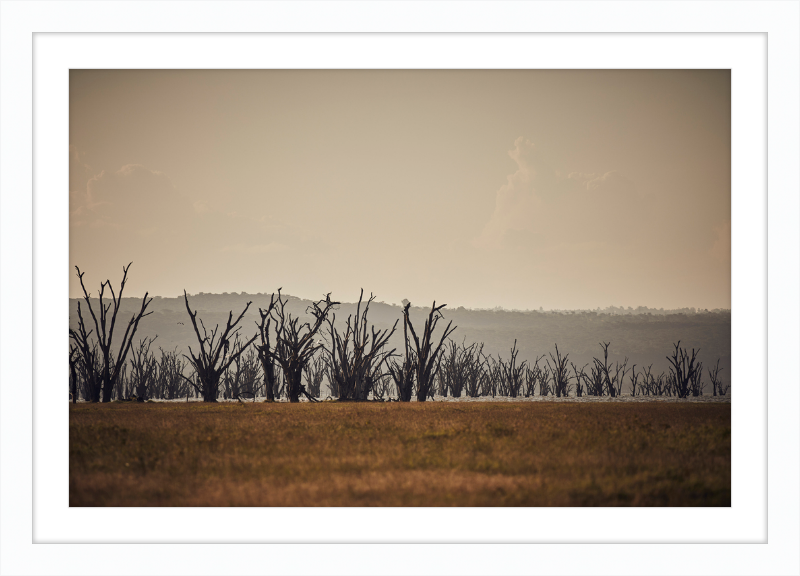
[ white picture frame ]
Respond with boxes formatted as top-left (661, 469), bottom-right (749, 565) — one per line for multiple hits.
top-left (1, 2), bottom-right (797, 575)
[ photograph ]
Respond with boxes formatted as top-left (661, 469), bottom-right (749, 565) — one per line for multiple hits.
top-left (68, 69), bottom-right (731, 507)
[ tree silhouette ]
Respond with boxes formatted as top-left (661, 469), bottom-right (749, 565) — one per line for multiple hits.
top-left (402, 301), bottom-right (456, 402)
top-left (182, 291), bottom-right (257, 402)
top-left (257, 289), bottom-right (338, 403)
top-left (325, 290), bottom-right (397, 401)
top-left (666, 341), bottom-right (701, 399)
top-left (69, 263), bottom-right (152, 402)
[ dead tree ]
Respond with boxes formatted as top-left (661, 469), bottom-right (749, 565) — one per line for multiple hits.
top-left (70, 264), bottom-right (153, 402)
top-left (325, 290), bottom-right (397, 401)
top-left (592, 342), bottom-right (613, 397)
top-left (303, 353), bottom-right (325, 399)
top-left (547, 344), bottom-right (571, 398)
top-left (130, 336), bottom-right (158, 402)
top-left (255, 294), bottom-right (280, 402)
top-left (276, 290), bottom-right (338, 403)
top-left (641, 364), bottom-right (667, 396)
top-left (570, 362), bottom-right (588, 398)
top-left (157, 347), bottom-right (189, 400)
top-left (482, 352), bottom-right (502, 397)
top-left (539, 364), bottom-right (552, 396)
top-left (221, 343), bottom-right (261, 401)
top-left (689, 360), bottom-right (705, 396)
top-left (182, 290), bottom-right (258, 402)
top-left (68, 344), bottom-right (80, 404)
top-left (707, 359), bottom-right (725, 396)
top-left (402, 301), bottom-right (457, 402)
top-left (586, 363), bottom-right (604, 396)
top-left (464, 343), bottom-right (488, 398)
top-left (479, 365), bottom-right (493, 397)
top-left (388, 316), bottom-right (417, 403)
top-left (493, 355), bottom-right (509, 397)
top-left (70, 262), bottom-right (153, 402)
top-left (113, 363), bottom-right (128, 400)
top-left (629, 364), bottom-right (639, 397)
top-left (371, 372), bottom-right (392, 401)
top-left (592, 342), bottom-right (624, 397)
top-left (69, 319), bottom-right (102, 402)
top-left (222, 345), bottom-right (243, 400)
top-left (523, 355), bottom-right (544, 397)
top-left (640, 365), bottom-right (653, 396)
top-left (236, 345), bottom-right (263, 400)
top-left (434, 351), bottom-right (448, 398)
top-left (441, 338), bottom-right (478, 398)
top-left (666, 341), bottom-right (701, 399)
top-left (324, 361), bottom-right (340, 399)
top-left (436, 365), bottom-right (448, 398)
top-left (187, 372), bottom-right (201, 399)
top-left (388, 353), bottom-right (416, 402)
top-left (501, 340), bottom-right (527, 398)
top-left (261, 289), bottom-right (339, 403)
top-left (612, 357), bottom-right (630, 398)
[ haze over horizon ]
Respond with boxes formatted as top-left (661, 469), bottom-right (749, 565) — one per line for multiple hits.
top-left (70, 70), bottom-right (730, 310)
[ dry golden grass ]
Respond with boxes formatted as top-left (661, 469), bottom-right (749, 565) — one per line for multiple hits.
top-left (70, 401), bottom-right (730, 506)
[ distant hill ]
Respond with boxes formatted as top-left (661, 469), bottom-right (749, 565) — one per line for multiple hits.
top-left (69, 292), bottom-right (731, 389)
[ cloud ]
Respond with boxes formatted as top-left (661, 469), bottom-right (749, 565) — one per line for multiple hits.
top-left (569, 170), bottom-right (633, 193)
top-left (476, 137), bottom-right (545, 249)
top-left (70, 163), bottom-right (188, 235)
top-left (193, 200), bottom-right (211, 214)
top-left (476, 137), bottom-right (643, 252)
top-left (86, 164), bottom-right (175, 209)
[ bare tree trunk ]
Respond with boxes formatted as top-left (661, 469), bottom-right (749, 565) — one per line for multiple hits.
top-left (707, 359), bottom-right (723, 397)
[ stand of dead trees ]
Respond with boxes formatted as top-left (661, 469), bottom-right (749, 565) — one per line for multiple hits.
top-left (388, 351), bottom-right (416, 402)
top-left (304, 355), bottom-right (326, 399)
top-left (156, 348), bottom-right (191, 400)
top-left (708, 359), bottom-right (727, 396)
top-left (222, 344), bottom-right (263, 401)
top-left (70, 334), bottom-right (730, 404)
top-left (130, 336), bottom-right (158, 402)
top-left (69, 340), bottom-right (100, 403)
top-left (69, 271), bottom-right (729, 402)
top-left (439, 339), bottom-right (485, 398)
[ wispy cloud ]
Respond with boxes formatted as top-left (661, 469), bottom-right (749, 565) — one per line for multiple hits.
top-left (476, 137), bottom-right (642, 252)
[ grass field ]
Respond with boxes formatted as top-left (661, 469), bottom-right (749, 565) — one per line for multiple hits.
top-left (69, 401), bottom-right (730, 506)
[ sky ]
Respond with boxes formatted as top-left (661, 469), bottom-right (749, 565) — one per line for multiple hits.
top-left (69, 70), bottom-right (730, 310)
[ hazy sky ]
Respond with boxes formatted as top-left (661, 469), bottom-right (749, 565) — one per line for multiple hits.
top-left (69, 70), bottom-right (730, 310)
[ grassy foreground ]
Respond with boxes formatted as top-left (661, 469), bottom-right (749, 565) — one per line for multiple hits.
top-left (70, 401), bottom-right (730, 506)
